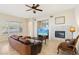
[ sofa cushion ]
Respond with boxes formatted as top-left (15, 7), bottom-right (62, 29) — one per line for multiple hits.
top-left (19, 38), bottom-right (31, 44)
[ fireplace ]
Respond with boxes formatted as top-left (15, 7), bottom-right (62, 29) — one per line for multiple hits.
top-left (55, 31), bottom-right (65, 38)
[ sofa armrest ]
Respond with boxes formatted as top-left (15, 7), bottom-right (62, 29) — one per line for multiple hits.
top-left (10, 35), bottom-right (19, 40)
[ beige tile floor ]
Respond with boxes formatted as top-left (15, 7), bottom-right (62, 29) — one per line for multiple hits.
top-left (0, 39), bottom-right (65, 55)
top-left (39, 39), bottom-right (64, 55)
top-left (0, 40), bottom-right (19, 55)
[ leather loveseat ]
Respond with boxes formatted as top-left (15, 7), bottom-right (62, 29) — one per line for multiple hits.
top-left (8, 35), bottom-right (42, 55)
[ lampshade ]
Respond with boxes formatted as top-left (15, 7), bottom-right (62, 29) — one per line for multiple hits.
top-left (70, 27), bottom-right (76, 32)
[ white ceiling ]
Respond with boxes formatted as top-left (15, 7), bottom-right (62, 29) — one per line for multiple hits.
top-left (0, 4), bottom-right (78, 19)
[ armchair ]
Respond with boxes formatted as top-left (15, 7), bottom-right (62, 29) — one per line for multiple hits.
top-left (57, 35), bottom-right (79, 54)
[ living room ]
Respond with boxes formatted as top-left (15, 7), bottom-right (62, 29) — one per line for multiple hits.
top-left (0, 4), bottom-right (79, 55)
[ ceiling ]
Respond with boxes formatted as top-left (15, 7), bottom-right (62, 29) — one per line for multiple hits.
top-left (0, 4), bottom-right (78, 19)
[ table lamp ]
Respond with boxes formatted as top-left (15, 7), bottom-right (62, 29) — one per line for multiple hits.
top-left (69, 26), bottom-right (76, 39)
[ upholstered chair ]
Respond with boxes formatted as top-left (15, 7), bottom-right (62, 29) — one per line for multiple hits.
top-left (57, 35), bottom-right (79, 54)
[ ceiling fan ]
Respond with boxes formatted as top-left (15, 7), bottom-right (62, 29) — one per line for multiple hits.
top-left (25, 4), bottom-right (43, 14)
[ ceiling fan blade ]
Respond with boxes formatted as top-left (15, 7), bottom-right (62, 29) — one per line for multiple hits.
top-left (25, 5), bottom-right (32, 8)
top-left (35, 4), bottom-right (40, 8)
top-left (35, 9), bottom-right (43, 11)
top-left (26, 9), bottom-right (32, 11)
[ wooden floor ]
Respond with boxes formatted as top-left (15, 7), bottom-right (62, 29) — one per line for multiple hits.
top-left (0, 39), bottom-right (79, 55)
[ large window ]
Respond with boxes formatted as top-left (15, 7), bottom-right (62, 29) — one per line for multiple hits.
top-left (37, 20), bottom-right (49, 36)
top-left (0, 21), bottom-right (22, 35)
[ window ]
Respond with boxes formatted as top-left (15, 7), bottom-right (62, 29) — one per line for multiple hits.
top-left (42, 20), bottom-right (48, 28)
top-left (0, 20), bottom-right (22, 35)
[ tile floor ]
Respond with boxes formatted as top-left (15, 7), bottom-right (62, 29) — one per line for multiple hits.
top-left (0, 39), bottom-right (79, 55)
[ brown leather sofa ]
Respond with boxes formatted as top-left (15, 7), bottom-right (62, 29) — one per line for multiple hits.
top-left (8, 35), bottom-right (42, 55)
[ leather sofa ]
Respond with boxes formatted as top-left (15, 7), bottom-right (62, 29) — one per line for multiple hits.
top-left (8, 35), bottom-right (42, 55)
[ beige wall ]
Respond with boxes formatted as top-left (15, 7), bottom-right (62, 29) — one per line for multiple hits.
top-left (0, 8), bottom-right (78, 41)
top-left (27, 8), bottom-right (79, 40)
top-left (49, 9), bottom-right (78, 40)
top-left (0, 13), bottom-right (28, 41)
top-left (37, 21), bottom-right (43, 28)
top-left (28, 21), bottom-right (34, 36)
top-left (27, 20), bottom-right (37, 37)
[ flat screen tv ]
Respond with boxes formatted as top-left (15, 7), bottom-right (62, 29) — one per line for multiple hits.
top-left (37, 27), bottom-right (48, 36)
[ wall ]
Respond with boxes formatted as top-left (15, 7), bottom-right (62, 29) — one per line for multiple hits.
top-left (28, 21), bottom-right (34, 36)
top-left (28, 20), bottom-right (37, 37)
top-left (0, 13), bottom-right (28, 41)
top-left (32, 8), bottom-right (79, 40)
top-left (74, 6), bottom-right (79, 38)
top-left (74, 6), bottom-right (79, 51)
top-left (75, 6), bottom-right (79, 31)
top-left (49, 9), bottom-right (78, 40)
top-left (37, 21), bottom-right (43, 28)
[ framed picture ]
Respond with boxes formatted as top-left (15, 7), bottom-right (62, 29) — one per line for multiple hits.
top-left (55, 16), bottom-right (65, 24)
